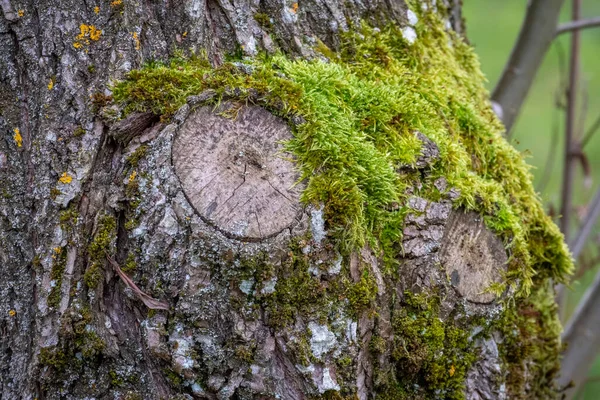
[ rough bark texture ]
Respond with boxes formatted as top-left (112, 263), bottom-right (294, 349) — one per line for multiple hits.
top-left (0, 1), bottom-right (561, 400)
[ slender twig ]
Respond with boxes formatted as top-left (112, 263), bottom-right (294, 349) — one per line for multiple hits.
top-left (492, 0), bottom-right (565, 133)
top-left (537, 111), bottom-right (560, 194)
top-left (536, 42), bottom-right (568, 194)
top-left (106, 255), bottom-right (170, 310)
top-left (577, 84), bottom-right (589, 140)
top-left (582, 113), bottom-right (600, 148)
top-left (558, 269), bottom-right (600, 399)
top-left (568, 186), bottom-right (600, 260)
top-left (557, 17), bottom-right (600, 36)
top-left (560, 0), bottom-right (581, 242)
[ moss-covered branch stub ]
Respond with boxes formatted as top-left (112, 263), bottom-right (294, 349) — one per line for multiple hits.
top-left (109, 3), bottom-right (572, 399)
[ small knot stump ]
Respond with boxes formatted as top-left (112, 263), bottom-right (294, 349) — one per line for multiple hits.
top-left (172, 104), bottom-right (303, 241)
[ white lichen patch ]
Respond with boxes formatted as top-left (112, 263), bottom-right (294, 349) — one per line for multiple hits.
top-left (310, 206), bottom-right (326, 244)
top-left (407, 9), bottom-right (418, 26)
top-left (239, 279), bottom-right (255, 295)
top-left (319, 367), bottom-right (341, 393)
top-left (328, 255), bottom-right (342, 275)
top-left (345, 321), bottom-right (357, 343)
top-left (260, 277), bottom-right (277, 294)
top-left (308, 321), bottom-right (337, 359)
top-left (402, 26), bottom-right (417, 44)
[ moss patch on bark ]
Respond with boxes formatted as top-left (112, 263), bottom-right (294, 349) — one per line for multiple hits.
top-left (111, 3), bottom-right (572, 398)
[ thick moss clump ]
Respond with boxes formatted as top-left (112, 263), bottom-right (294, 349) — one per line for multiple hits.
top-left (388, 292), bottom-right (479, 399)
top-left (112, 4), bottom-right (572, 398)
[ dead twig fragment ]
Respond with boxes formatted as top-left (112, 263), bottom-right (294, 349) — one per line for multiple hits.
top-left (106, 255), bottom-right (170, 310)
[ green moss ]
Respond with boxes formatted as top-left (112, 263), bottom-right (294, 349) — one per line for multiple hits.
top-left (163, 367), bottom-right (183, 386)
top-left (41, 305), bottom-right (105, 380)
top-left (498, 282), bottom-right (564, 399)
top-left (385, 291), bottom-right (478, 399)
top-left (73, 125), bottom-right (86, 137)
top-left (109, 369), bottom-right (125, 387)
top-left (241, 244), bottom-right (329, 328)
top-left (112, 5), bottom-right (573, 396)
top-left (39, 346), bottom-right (69, 371)
top-left (48, 247), bottom-right (67, 309)
top-left (83, 263), bottom-right (102, 288)
top-left (234, 344), bottom-right (256, 363)
top-left (50, 187), bottom-right (61, 200)
top-left (112, 20), bottom-right (571, 290)
top-left (126, 145), bottom-right (148, 167)
top-left (91, 92), bottom-right (112, 112)
top-left (122, 252), bottom-right (137, 274)
top-left (253, 12), bottom-right (273, 31)
top-left (347, 269), bottom-right (377, 314)
top-left (85, 214), bottom-right (116, 288)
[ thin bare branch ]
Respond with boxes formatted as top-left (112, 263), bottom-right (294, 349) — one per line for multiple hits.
top-left (492, 0), bottom-right (565, 133)
top-left (582, 113), bottom-right (600, 148)
top-left (558, 269), bottom-right (600, 399)
top-left (568, 186), bottom-right (600, 260)
top-left (557, 17), bottom-right (600, 36)
top-left (537, 111), bottom-right (560, 194)
top-left (560, 0), bottom-right (582, 242)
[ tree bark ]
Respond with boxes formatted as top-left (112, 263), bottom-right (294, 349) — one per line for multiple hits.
top-left (0, 1), bottom-right (569, 399)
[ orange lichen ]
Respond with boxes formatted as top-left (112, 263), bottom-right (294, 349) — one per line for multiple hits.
top-left (110, 0), bottom-right (123, 6)
top-left (131, 32), bottom-right (140, 50)
top-left (17, 9), bottom-right (24, 17)
top-left (51, 247), bottom-right (62, 259)
top-left (59, 172), bottom-right (73, 184)
top-left (13, 128), bottom-right (22, 147)
top-left (291, 3), bottom-right (298, 13)
top-left (8, 310), bottom-right (16, 317)
top-left (94, 6), bottom-right (100, 14)
top-left (75, 24), bottom-right (102, 48)
top-left (128, 170), bottom-right (137, 183)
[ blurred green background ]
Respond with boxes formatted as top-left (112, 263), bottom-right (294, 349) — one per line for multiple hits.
top-left (463, 1), bottom-right (600, 397)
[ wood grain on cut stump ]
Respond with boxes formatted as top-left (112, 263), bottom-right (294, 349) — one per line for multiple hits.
top-left (440, 211), bottom-right (507, 304)
top-left (172, 104), bottom-right (303, 240)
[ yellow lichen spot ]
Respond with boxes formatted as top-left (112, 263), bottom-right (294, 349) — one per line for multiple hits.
top-left (17, 9), bottom-right (24, 17)
top-left (59, 172), bottom-right (73, 184)
top-left (182, 31), bottom-right (188, 38)
top-left (94, 6), bottom-right (100, 14)
top-left (128, 170), bottom-right (137, 183)
top-left (8, 309), bottom-right (16, 317)
top-left (131, 32), bottom-right (141, 50)
top-left (73, 41), bottom-right (82, 49)
top-left (51, 247), bottom-right (62, 259)
top-left (449, 365), bottom-right (456, 377)
top-left (47, 78), bottom-right (54, 90)
top-left (89, 25), bottom-right (102, 41)
top-left (13, 128), bottom-right (22, 147)
top-left (291, 3), bottom-right (298, 13)
top-left (111, 0), bottom-right (123, 6)
top-left (76, 24), bottom-right (102, 45)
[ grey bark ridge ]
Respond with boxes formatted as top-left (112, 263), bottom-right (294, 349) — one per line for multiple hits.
top-left (172, 103), bottom-right (304, 242)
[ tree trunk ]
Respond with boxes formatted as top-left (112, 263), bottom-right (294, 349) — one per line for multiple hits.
top-left (0, 1), bottom-right (572, 399)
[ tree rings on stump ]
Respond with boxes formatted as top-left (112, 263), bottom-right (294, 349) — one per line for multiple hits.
top-left (440, 211), bottom-right (507, 304)
top-left (172, 104), bottom-right (303, 241)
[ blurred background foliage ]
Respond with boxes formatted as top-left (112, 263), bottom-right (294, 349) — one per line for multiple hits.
top-left (464, 1), bottom-right (600, 397)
